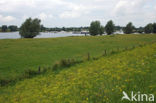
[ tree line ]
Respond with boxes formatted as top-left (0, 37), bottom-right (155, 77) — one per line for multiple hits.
top-left (20, 18), bottom-right (156, 38)
top-left (89, 20), bottom-right (156, 35)
top-left (0, 25), bottom-right (18, 32)
top-left (41, 25), bottom-right (89, 32)
top-left (0, 24), bottom-right (88, 32)
top-left (1, 17), bottom-right (155, 38)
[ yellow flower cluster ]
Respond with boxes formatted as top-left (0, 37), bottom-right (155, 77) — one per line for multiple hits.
top-left (0, 43), bottom-right (156, 103)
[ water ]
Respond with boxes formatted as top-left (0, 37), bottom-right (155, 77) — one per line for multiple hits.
top-left (0, 31), bottom-right (88, 39)
top-left (0, 31), bottom-right (124, 39)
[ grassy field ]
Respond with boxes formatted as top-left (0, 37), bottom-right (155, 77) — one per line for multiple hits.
top-left (0, 34), bottom-right (156, 80)
top-left (0, 40), bottom-right (155, 103)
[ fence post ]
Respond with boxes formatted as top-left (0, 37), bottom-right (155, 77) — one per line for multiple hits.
top-left (87, 52), bottom-right (90, 61)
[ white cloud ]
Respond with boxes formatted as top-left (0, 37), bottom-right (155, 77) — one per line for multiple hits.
top-left (59, 11), bottom-right (81, 19)
top-left (113, 0), bottom-right (146, 15)
top-left (21, 13), bottom-right (53, 22)
top-left (0, 15), bottom-right (15, 22)
top-left (0, 0), bottom-right (36, 12)
top-left (110, 0), bottom-right (156, 26)
top-left (59, 4), bottom-right (93, 19)
top-left (38, 13), bottom-right (53, 20)
top-left (22, 15), bottom-right (29, 20)
top-left (0, 0), bottom-right (156, 26)
top-left (155, 6), bottom-right (156, 10)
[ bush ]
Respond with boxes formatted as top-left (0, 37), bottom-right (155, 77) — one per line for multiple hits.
top-left (1, 25), bottom-right (8, 32)
top-left (0, 79), bottom-right (12, 86)
top-left (105, 20), bottom-right (115, 35)
top-left (123, 22), bottom-right (135, 34)
top-left (53, 58), bottom-right (77, 70)
top-left (24, 69), bottom-right (39, 78)
top-left (152, 23), bottom-right (156, 33)
top-left (19, 18), bottom-right (41, 38)
top-left (89, 21), bottom-right (104, 36)
top-left (144, 23), bottom-right (153, 34)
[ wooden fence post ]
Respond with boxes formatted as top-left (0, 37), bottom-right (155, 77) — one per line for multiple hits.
top-left (87, 52), bottom-right (90, 61)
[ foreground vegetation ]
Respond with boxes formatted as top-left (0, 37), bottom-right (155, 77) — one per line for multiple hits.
top-left (0, 41), bottom-right (156, 103)
top-left (0, 34), bottom-right (156, 81)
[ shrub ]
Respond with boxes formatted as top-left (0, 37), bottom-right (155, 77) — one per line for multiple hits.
top-left (0, 79), bottom-right (12, 86)
top-left (105, 20), bottom-right (115, 35)
top-left (144, 23), bottom-right (153, 34)
top-left (24, 69), bottom-right (39, 78)
top-left (19, 18), bottom-right (41, 38)
top-left (123, 22), bottom-right (135, 34)
top-left (89, 21), bottom-right (104, 36)
top-left (53, 58), bottom-right (77, 70)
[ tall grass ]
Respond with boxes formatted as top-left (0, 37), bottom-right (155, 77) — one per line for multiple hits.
top-left (0, 42), bottom-right (155, 103)
top-left (0, 41), bottom-right (155, 86)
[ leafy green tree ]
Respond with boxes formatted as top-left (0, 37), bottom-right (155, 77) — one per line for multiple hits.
top-left (144, 23), bottom-right (153, 34)
top-left (8, 25), bottom-right (18, 32)
top-left (123, 22), bottom-right (135, 34)
top-left (89, 21), bottom-right (101, 36)
top-left (105, 20), bottom-right (115, 35)
top-left (62, 27), bottom-right (66, 31)
top-left (2, 25), bottom-right (8, 32)
top-left (19, 18), bottom-right (41, 38)
top-left (137, 27), bottom-right (144, 34)
top-left (99, 26), bottom-right (104, 35)
top-left (40, 25), bottom-right (46, 32)
top-left (152, 23), bottom-right (156, 33)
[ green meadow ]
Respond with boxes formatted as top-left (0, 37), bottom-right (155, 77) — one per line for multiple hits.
top-left (0, 36), bottom-right (156, 103)
top-left (0, 34), bottom-right (156, 80)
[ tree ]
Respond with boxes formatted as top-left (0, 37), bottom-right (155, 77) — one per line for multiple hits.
top-left (2, 25), bottom-right (8, 32)
top-left (99, 26), bottom-right (104, 35)
top-left (144, 23), bottom-right (153, 34)
top-left (136, 27), bottom-right (144, 34)
top-left (62, 27), bottom-right (66, 31)
top-left (40, 25), bottom-right (46, 32)
top-left (8, 25), bottom-right (18, 32)
top-left (105, 20), bottom-right (115, 35)
top-left (152, 23), bottom-right (156, 33)
top-left (115, 26), bottom-right (123, 31)
top-left (89, 21), bottom-right (101, 36)
top-left (19, 18), bottom-right (41, 38)
top-left (123, 22), bottom-right (135, 34)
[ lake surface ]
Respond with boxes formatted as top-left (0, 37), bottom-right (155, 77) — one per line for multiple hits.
top-left (0, 32), bottom-right (89, 39)
top-left (0, 31), bottom-right (124, 39)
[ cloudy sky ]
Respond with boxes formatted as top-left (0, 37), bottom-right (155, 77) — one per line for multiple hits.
top-left (0, 0), bottom-right (155, 27)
